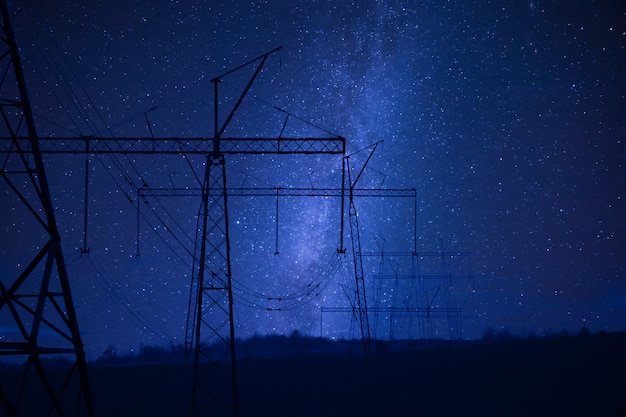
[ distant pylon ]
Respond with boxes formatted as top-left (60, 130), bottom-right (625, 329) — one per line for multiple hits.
top-left (369, 250), bottom-right (472, 340)
top-left (0, 2), bottom-right (95, 416)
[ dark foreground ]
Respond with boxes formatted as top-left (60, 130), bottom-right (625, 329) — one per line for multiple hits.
top-left (3, 332), bottom-right (626, 416)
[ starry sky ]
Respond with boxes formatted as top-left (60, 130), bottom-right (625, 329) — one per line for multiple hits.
top-left (1, 0), bottom-right (624, 358)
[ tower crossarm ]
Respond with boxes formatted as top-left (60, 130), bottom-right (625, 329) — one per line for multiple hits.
top-left (0, 136), bottom-right (345, 155)
top-left (359, 251), bottom-right (472, 257)
top-left (374, 274), bottom-right (474, 280)
top-left (322, 306), bottom-right (462, 313)
top-left (138, 187), bottom-right (415, 198)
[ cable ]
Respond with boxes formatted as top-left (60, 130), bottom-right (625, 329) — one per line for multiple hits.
top-left (219, 79), bottom-right (341, 137)
top-left (231, 252), bottom-right (342, 311)
top-left (141, 193), bottom-right (196, 253)
top-left (86, 254), bottom-right (174, 341)
top-left (93, 155), bottom-right (192, 269)
top-left (16, 4), bottom-right (107, 136)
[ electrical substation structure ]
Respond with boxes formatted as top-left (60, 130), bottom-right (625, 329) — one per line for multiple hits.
top-left (366, 249), bottom-right (472, 341)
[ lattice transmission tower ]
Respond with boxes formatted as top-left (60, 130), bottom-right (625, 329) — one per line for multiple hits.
top-left (0, 2), bottom-right (95, 415)
top-left (139, 154), bottom-right (410, 357)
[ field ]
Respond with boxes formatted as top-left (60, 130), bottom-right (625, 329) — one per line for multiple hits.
top-left (2, 331), bottom-right (626, 416)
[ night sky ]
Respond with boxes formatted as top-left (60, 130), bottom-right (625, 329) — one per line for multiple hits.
top-left (1, 0), bottom-right (624, 359)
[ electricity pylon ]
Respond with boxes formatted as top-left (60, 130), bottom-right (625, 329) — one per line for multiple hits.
top-left (1, 44), bottom-right (344, 416)
top-left (0, 2), bottom-right (95, 416)
top-left (343, 142), bottom-right (382, 353)
top-left (139, 142), bottom-right (413, 356)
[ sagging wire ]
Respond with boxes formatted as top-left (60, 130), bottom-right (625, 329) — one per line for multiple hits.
top-left (65, 252), bottom-right (175, 342)
top-left (17, 2), bottom-right (114, 137)
top-left (19, 2), bottom-right (200, 265)
top-left (93, 155), bottom-right (192, 269)
top-left (232, 253), bottom-right (341, 312)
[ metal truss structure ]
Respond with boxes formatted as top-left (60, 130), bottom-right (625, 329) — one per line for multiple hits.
top-left (1, 37), bottom-right (344, 417)
top-left (138, 181), bottom-right (417, 356)
top-left (0, 4), bottom-right (463, 415)
top-left (185, 48), bottom-right (344, 417)
top-left (2, 136), bottom-right (344, 155)
top-left (139, 187), bottom-right (414, 198)
top-left (343, 144), bottom-right (380, 353)
top-left (0, 2), bottom-right (95, 416)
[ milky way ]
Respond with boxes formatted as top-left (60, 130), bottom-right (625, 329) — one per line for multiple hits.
top-left (1, 0), bottom-right (624, 358)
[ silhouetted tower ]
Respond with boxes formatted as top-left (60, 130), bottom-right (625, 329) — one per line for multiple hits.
top-left (343, 142), bottom-right (382, 353)
top-left (314, 142), bottom-right (420, 347)
top-left (185, 49), bottom-right (344, 417)
top-left (1, 44), bottom-right (344, 416)
top-left (0, 2), bottom-right (95, 415)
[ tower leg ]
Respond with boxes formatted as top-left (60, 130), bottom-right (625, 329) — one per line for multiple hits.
top-left (348, 199), bottom-right (371, 353)
top-left (0, 1), bottom-right (94, 415)
top-left (191, 154), bottom-right (238, 417)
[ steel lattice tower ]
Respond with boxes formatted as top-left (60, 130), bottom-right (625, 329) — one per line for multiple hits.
top-left (0, 2), bottom-right (95, 415)
top-left (190, 152), bottom-right (238, 417)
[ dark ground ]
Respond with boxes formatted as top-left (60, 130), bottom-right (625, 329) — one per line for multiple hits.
top-left (2, 331), bottom-right (626, 416)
